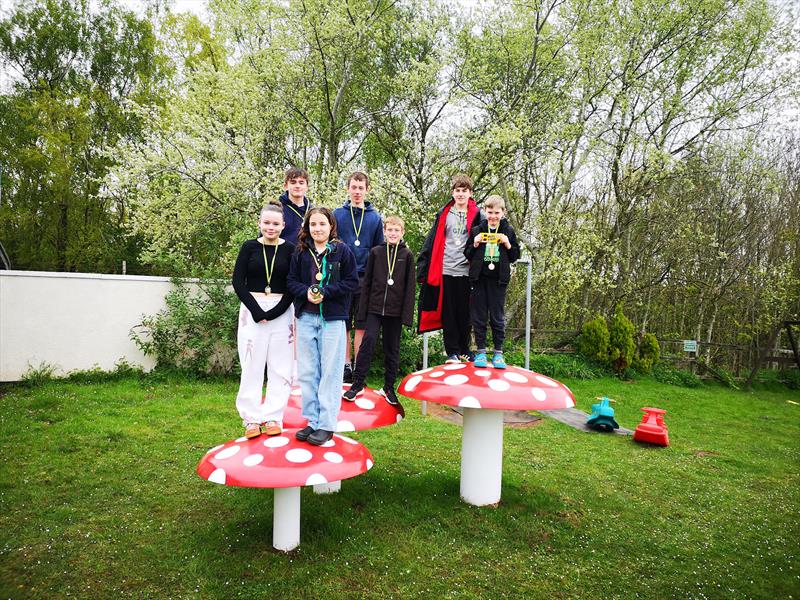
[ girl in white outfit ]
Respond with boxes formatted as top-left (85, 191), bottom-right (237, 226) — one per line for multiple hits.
top-left (232, 204), bottom-right (296, 438)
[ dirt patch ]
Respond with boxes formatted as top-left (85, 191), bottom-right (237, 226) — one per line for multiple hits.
top-left (425, 403), bottom-right (543, 428)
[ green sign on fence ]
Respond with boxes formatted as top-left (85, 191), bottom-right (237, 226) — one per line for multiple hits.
top-left (683, 340), bottom-right (698, 352)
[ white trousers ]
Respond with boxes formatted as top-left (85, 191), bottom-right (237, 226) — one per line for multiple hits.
top-left (235, 294), bottom-right (295, 425)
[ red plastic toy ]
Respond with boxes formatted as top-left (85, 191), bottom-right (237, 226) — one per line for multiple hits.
top-left (632, 407), bottom-right (670, 446)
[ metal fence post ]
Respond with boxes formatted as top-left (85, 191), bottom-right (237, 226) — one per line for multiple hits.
top-left (421, 332), bottom-right (429, 415)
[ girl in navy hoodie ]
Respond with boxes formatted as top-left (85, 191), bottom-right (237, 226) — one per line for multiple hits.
top-left (287, 207), bottom-right (359, 445)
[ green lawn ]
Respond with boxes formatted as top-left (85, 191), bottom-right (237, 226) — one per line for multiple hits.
top-left (1, 374), bottom-right (798, 599)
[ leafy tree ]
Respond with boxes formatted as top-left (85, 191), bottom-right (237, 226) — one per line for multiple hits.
top-left (608, 306), bottom-right (636, 374)
top-left (579, 315), bottom-right (610, 362)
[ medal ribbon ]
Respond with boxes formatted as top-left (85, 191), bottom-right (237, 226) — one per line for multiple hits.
top-left (386, 243), bottom-right (398, 282)
top-left (349, 204), bottom-right (365, 244)
top-left (262, 241), bottom-right (278, 292)
top-left (309, 246), bottom-right (330, 322)
top-left (485, 224), bottom-right (499, 263)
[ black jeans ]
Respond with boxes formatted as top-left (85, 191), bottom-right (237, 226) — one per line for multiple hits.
top-left (470, 278), bottom-right (507, 351)
top-left (442, 275), bottom-right (472, 356)
top-left (353, 313), bottom-right (403, 388)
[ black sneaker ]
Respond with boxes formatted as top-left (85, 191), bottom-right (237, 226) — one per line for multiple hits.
top-left (381, 385), bottom-right (402, 407)
top-left (307, 429), bottom-right (334, 446)
top-left (295, 425), bottom-right (315, 441)
top-left (343, 362), bottom-right (353, 383)
top-left (342, 382), bottom-right (363, 402)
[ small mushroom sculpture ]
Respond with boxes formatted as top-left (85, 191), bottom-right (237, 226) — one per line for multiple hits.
top-left (282, 384), bottom-right (403, 494)
top-left (398, 363), bottom-right (575, 506)
top-left (197, 430), bottom-right (373, 551)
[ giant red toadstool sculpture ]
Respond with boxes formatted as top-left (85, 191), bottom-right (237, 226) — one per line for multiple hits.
top-left (282, 384), bottom-right (403, 494)
top-left (398, 363), bottom-right (575, 506)
top-left (197, 431), bottom-right (373, 551)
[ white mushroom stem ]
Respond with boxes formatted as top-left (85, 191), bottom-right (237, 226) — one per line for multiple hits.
top-left (273, 487), bottom-right (301, 551)
top-left (313, 481), bottom-right (341, 494)
top-left (460, 408), bottom-right (504, 506)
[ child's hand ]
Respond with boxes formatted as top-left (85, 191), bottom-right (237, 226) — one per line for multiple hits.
top-left (473, 234), bottom-right (483, 247)
top-left (307, 287), bottom-right (324, 304)
top-left (498, 233), bottom-right (511, 248)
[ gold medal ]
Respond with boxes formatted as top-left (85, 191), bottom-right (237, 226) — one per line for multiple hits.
top-left (315, 272), bottom-right (323, 281)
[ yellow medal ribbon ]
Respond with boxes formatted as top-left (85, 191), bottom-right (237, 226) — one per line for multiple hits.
top-left (350, 204), bottom-right (365, 246)
top-left (386, 243), bottom-right (399, 285)
top-left (261, 240), bottom-right (279, 294)
top-left (309, 247), bottom-right (327, 282)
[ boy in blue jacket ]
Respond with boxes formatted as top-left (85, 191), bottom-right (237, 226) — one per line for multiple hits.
top-left (278, 166), bottom-right (311, 245)
top-left (333, 172), bottom-right (384, 381)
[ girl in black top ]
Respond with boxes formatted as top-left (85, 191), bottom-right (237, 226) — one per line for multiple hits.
top-left (232, 204), bottom-right (296, 439)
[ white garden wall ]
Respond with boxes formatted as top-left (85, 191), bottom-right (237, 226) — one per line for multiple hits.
top-left (0, 270), bottom-right (197, 382)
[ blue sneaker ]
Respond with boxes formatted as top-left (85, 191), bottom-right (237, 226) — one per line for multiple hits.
top-left (491, 353), bottom-right (506, 369)
top-left (473, 352), bottom-right (488, 368)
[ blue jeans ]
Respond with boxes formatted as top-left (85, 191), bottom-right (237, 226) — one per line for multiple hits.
top-left (296, 313), bottom-right (346, 431)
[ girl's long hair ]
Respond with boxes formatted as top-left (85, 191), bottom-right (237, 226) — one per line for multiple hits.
top-left (297, 207), bottom-right (338, 252)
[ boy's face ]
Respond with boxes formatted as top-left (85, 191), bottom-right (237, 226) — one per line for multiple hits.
top-left (452, 186), bottom-right (471, 206)
top-left (485, 206), bottom-right (503, 227)
top-left (347, 178), bottom-right (368, 206)
top-left (384, 223), bottom-right (403, 245)
top-left (284, 177), bottom-right (308, 202)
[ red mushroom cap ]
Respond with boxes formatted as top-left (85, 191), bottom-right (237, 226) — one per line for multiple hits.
top-left (282, 385), bottom-right (404, 432)
top-left (398, 363), bottom-right (575, 411)
top-left (197, 430), bottom-right (374, 488)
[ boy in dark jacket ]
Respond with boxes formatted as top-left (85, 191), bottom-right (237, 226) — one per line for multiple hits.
top-left (343, 216), bottom-right (415, 406)
top-left (464, 195), bottom-right (520, 369)
top-left (278, 166), bottom-right (311, 245)
top-left (417, 174), bottom-right (482, 363)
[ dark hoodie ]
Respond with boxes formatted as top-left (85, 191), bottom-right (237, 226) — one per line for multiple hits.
top-left (279, 191), bottom-right (311, 245)
top-left (333, 200), bottom-right (384, 274)
top-left (356, 241), bottom-right (416, 327)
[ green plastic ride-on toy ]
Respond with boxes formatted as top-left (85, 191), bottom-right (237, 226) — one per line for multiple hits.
top-left (586, 396), bottom-right (620, 432)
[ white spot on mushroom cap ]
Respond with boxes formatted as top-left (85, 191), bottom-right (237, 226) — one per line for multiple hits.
top-left (416, 367), bottom-right (433, 374)
top-left (503, 372), bottom-right (528, 383)
top-left (459, 396), bottom-right (481, 408)
top-left (532, 388), bottom-right (547, 401)
top-left (320, 439), bottom-right (336, 447)
top-left (355, 398), bottom-right (375, 410)
top-left (337, 420), bottom-right (356, 432)
top-left (366, 459), bottom-right (374, 470)
top-left (488, 379), bottom-right (511, 392)
top-left (208, 468), bottom-right (226, 484)
top-left (474, 370), bottom-right (491, 377)
top-left (535, 375), bottom-right (559, 387)
top-left (404, 375), bottom-right (423, 391)
top-left (443, 363), bottom-right (467, 370)
top-left (444, 374), bottom-right (469, 386)
top-left (336, 434), bottom-right (358, 445)
top-left (235, 436), bottom-right (248, 443)
top-left (306, 473), bottom-right (327, 485)
top-left (215, 445), bottom-right (241, 460)
top-left (263, 436), bottom-right (290, 448)
top-left (285, 448), bottom-right (313, 463)
top-left (243, 454), bottom-right (264, 467)
top-left (323, 452), bottom-right (343, 463)
top-left (429, 370), bottom-right (445, 378)
top-left (396, 414), bottom-right (403, 423)
top-left (206, 444), bottom-right (224, 455)
top-left (565, 398), bottom-right (574, 408)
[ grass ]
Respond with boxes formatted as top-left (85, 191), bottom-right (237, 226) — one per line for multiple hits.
top-left (0, 373), bottom-right (798, 599)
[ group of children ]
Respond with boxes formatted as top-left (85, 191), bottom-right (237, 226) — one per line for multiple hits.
top-left (231, 168), bottom-right (521, 446)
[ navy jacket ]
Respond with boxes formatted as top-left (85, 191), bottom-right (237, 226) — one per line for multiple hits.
top-left (279, 191), bottom-right (311, 246)
top-left (333, 200), bottom-right (384, 275)
top-left (287, 241), bottom-right (360, 321)
top-left (464, 218), bottom-right (520, 285)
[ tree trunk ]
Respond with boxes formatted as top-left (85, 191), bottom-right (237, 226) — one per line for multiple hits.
top-left (744, 322), bottom-right (783, 390)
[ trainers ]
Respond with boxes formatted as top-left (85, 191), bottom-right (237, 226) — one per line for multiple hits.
top-left (343, 362), bottom-right (353, 383)
top-left (445, 354), bottom-right (461, 364)
top-left (380, 386), bottom-right (402, 407)
top-left (244, 422), bottom-right (262, 439)
top-left (295, 425), bottom-right (315, 441)
top-left (263, 420), bottom-right (281, 436)
top-left (473, 352), bottom-right (488, 368)
top-left (342, 382), bottom-right (363, 402)
top-left (307, 429), bottom-right (334, 445)
top-left (491, 353), bottom-right (507, 369)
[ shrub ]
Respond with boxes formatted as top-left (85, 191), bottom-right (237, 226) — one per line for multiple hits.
top-left (633, 332), bottom-right (660, 374)
top-left (652, 363), bottom-right (702, 388)
top-left (778, 368), bottom-right (800, 390)
top-left (608, 306), bottom-right (636, 374)
top-left (579, 315), bottom-right (610, 361)
top-left (21, 361), bottom-right (59, 386)
top-left (132, 279), bottom-right (239, 375)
